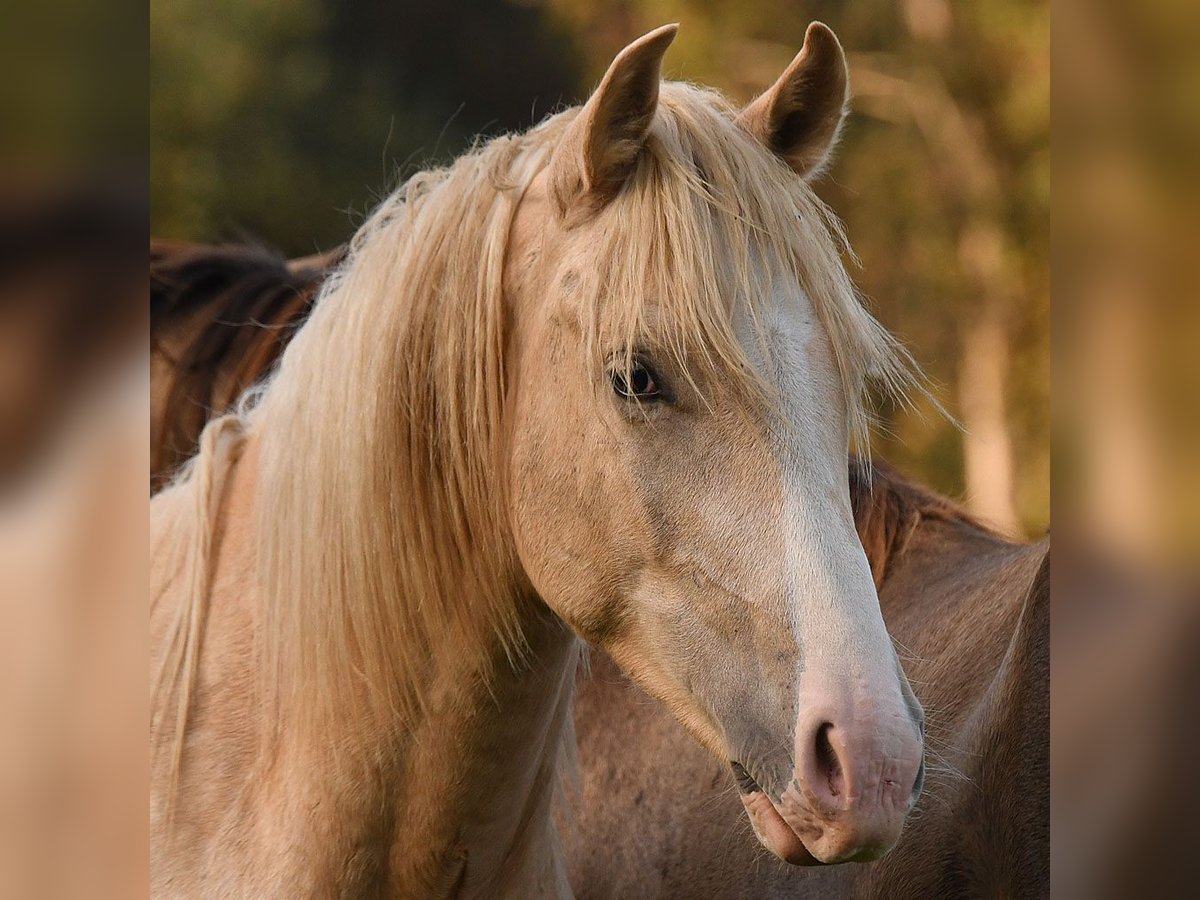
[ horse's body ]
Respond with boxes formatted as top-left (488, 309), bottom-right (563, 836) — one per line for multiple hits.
top-left (149, 238), bottom-right (1049, 898)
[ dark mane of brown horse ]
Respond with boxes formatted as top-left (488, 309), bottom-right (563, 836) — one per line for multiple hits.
top-left (848, 457), bottom-right (1001, 587)
top-left (149, 241), bottom-right (340, 487)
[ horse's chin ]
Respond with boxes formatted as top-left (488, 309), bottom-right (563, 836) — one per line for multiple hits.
top-left (740, 788), bottom-right (897, 866)
top-left (739, 790), bottom-right (820, 866)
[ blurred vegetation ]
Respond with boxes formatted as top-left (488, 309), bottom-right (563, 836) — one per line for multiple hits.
top-left (2, 0), bottom-right (145, 174)
top-left (150, 0), bottom-right (1049, 535)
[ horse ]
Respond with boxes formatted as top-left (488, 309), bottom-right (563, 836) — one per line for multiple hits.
top-left (152, 21), bottom-right (934, 898)
top-left (150, 30), bottom-right (1048, 900)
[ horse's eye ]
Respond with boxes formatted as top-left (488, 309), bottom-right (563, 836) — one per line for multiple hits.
top-left (611, 362), bottom-right (661, 400)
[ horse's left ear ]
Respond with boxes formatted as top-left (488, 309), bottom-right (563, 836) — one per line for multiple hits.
top-left (549, 23), bottom-right (678, 222)
top-left (737, 22), bottom-right (850, 180)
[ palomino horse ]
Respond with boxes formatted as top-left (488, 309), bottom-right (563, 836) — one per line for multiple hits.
top-left (153, 22), bottom-right (932, 897)
top-left (149, 48), bottom-right (1047, 900)
top-left (150, 53), bottom-right (1048, 900)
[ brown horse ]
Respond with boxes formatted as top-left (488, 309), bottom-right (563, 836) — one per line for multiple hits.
top-left (152, 23), bottom-right (935, 898)
top-left (149, 168), bottom-right (1048, 900)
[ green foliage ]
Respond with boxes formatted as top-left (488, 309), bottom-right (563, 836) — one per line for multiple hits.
top-left (151, 0), bottom-right (584, 250)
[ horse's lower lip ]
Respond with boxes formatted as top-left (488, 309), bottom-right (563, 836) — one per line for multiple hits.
top-left (738, 788), bottom-right (820, 865)
top-left (731, 762), bottom-right (821, 865)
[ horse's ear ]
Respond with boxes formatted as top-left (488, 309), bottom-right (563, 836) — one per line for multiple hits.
top-left (737, 22), bottom-right (850, 180)
top-left (549, 23), bottom-right (677, 221)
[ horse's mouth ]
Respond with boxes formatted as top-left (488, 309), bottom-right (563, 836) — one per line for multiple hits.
top-left (730, 761), bottom-right (898, 866)
top-left (730, 762), bottom-right (820, 866)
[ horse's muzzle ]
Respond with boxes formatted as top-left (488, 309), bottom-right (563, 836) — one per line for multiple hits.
top-left (732, 712), bottom-right (924, 865)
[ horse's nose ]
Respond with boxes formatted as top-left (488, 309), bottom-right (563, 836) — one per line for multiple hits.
top-left (785, 708), bottom-right (924, 863)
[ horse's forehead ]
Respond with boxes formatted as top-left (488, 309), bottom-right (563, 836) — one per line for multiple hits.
top-left (734, 271), bottom-right (822, 368)
top-left (735, 277), bottom-right (843, 431)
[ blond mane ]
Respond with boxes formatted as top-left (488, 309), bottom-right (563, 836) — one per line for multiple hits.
top-left (154, 82), bottom-right (919, 776)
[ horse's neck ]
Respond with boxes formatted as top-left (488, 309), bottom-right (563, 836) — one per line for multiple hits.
top-left (273, 616), bottom-right (580, 900)
top-left (378, 599), bottom-right (581, 900)
top-left (154, 437), bottom-right (581, 899)
top-left (849, 458), bottom-right (1010, 590)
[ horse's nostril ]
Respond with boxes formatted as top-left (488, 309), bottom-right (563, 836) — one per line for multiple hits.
top-left (813, 722), bottom-right (843, 797)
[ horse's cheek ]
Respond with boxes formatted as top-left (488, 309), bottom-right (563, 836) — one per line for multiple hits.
top-left (508, 405), bottom-right (617, 614)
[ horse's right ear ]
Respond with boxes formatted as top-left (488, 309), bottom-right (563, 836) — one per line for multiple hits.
top-left (549, 24), bottom-right (677, 222)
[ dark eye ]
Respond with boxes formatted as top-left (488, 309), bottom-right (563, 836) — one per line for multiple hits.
top-left (611, 361), bottom-right (662, 400)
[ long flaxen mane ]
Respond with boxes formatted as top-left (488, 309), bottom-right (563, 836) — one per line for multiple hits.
top-left (153, 82), bottom-right (920, 785)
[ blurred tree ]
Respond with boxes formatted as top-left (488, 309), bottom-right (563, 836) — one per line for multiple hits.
top-left (1057, 0), bottom-right (1200, 561)
top-left (151, 0), bottom-right (584, 252)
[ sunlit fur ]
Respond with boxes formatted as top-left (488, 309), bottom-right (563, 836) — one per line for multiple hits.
top-left (152, 81), bottom-right (919, 840)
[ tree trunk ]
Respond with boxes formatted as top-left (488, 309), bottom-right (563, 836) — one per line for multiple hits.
top-left (957, 222), bottom-right (1019, 534)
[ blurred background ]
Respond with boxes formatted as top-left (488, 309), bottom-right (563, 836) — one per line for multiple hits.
top-left (149, 0), bottom-right (1051, 538)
